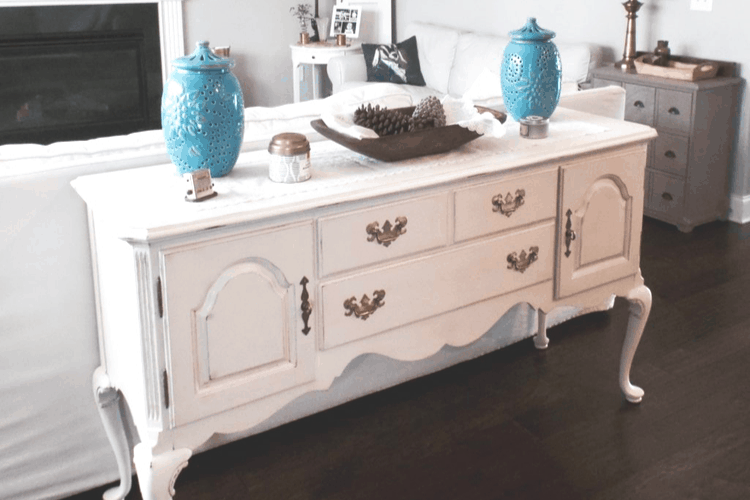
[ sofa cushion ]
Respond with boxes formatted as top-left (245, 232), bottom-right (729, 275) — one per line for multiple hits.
top-left (448, 33), bottom-right (508, 98)
top-left (362, 36), bottom-right (426, 86)
top-left (403, 22), bottom-right (460, 95)
top-left (557, 42), bottom-right (592, 84)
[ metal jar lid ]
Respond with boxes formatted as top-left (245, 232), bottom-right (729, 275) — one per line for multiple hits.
top-left (268, 133), bottom-right (310, 156)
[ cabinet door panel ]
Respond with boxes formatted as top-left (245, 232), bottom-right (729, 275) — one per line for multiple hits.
top-left (557, 147), bottom-right (647, 299)
top-left (163, 223), bottom-right (315, 426)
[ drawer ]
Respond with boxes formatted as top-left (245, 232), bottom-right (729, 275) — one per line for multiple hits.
top-left (646, 169), bottom-right (685, 219)
top-left (656, 88), bottom-right (693, 135)
top-left (624, 83), bottom-right (655, 126)
top-left (319, 193), bottom-right (449, 276)
top-left (652, 133), bottom-right (689, 177)
top-left (321, 222), bottom-right (554, 349)
top-left (454, 169), bottom-right (557, 242)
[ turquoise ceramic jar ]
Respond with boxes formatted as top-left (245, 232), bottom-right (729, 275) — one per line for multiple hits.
top-left (161, 41), bottom-right (244, 177)
top-left (500, 18), bottom-right (562, 122)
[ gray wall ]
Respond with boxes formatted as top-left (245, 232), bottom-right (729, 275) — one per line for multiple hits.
top-left (395, 0), bottom-right (748, 219)
top-left (183, 0), bottom-right (335, 107)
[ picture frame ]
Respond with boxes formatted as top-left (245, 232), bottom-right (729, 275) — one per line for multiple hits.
top-left (330, 4), bottom-right (362, 39)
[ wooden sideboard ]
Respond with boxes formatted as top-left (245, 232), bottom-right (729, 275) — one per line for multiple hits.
top-left (591, 65), bottom-right (742, 232)
top-left (73, 108), bottom-right (656, 500)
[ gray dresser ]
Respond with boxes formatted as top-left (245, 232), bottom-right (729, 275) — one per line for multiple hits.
top-left (591, 65), bottom-right (742, 232)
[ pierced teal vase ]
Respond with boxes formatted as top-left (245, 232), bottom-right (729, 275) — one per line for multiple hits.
top-left (161, 41), bottom-right (244, 177)
top-left (500, 18), bottom-right (562, 122)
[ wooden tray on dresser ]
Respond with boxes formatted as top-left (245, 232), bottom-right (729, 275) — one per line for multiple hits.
top-left (310, 106), bottom-right (506, 162)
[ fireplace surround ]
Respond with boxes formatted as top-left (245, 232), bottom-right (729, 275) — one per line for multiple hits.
top-left (0, 0), bottom-right (184, 145)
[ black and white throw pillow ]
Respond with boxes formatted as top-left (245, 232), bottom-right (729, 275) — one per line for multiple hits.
top-left (362, 36), bottom-right (426, 86)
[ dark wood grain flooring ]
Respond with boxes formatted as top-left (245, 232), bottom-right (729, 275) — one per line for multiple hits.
top-left (67, 217), bottom-right (750, 500)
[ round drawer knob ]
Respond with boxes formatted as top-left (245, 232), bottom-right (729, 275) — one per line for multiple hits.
top-left (664, 150), bottom-right (676, 159)
top-left (633, 100), bottom-right (645, 108)
top-left (668, 107), bottom-right (680, 115)
top-left (662, 192), bottom-right (674, 202)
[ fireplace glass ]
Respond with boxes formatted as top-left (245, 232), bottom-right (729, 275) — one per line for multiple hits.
top-left (0, 4), bottom-right (162, 145)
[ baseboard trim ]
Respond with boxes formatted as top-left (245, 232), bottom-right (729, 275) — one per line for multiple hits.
top-left (728, 194), bottom-right (750, 224)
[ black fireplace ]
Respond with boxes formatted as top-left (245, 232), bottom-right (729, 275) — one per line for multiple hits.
top-left (0, 4), bottom-right (162, 145)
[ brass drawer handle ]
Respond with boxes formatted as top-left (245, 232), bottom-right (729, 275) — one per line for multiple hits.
top-left (633, 100), bottom-right (645, 108)
top-left (664, 150), bottom-right (676, 159)
top-left (662, 192), bottom-right (674, 202)
top-left (507, 246), bottom-right (539, 273)
top-left (492, 189), bottom-right (526, 217)
top-left (300, 277), bottom-right (312, 335)
top-left (564, 209), bottom-right (576, 258)
top-left (344, 290), bottom-right (385, 321)
top-left (668, 107), bottom-right (680, 115)
top-left (366, 217), bottom-right (407, 247)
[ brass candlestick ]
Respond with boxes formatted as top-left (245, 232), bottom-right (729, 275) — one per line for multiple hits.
top-left (615, 0), bottom-right (643, 70)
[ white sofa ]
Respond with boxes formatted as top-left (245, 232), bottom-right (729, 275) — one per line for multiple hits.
top-left (328, 22), bottom-right (606, 112)
top-left (0, 54), bottom-right (625, 499)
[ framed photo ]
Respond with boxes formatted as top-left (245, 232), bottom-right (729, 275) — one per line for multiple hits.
top-left (330, 5), bottom-right (362, 39)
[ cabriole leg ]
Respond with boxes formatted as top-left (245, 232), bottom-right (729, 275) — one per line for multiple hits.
top-left (134, 444), bottom-right (192, 500)
top-left (534, 308), bottom-right (549, 349)
top-left (620, 283), bottom-right (652, 403)
top-left (92, 367), bottom-right (132, 500)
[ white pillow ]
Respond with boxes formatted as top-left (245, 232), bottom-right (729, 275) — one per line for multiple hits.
top-left (463, 67), bottom-right (503, 101)
top-left (404, 22), bottom-right (460, 95)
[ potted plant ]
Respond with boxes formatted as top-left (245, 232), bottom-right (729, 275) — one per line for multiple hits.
top-left (290, 3), bottom-right (313, 44)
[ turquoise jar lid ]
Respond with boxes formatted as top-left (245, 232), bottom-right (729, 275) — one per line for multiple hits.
top-left (509, 17), bottom-right (556, 42)
top-left (171, 40), bottom-right (234, 71)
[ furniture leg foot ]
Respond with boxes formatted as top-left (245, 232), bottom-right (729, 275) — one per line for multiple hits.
top-left (92, 367), bottom-right (132, 500)
top-left (134, 444), bottom-right (192, 500)
top-left (620, 283), bottom-right (652, 403)
top-left (534, 309), bottom-right (549, 349)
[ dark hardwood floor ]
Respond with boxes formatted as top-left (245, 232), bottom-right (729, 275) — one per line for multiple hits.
top-left (68, 216), bottom-right (750, 500)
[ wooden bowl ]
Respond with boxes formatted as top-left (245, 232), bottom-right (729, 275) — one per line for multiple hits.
top-left (310, 106), bottom-right (506, 162)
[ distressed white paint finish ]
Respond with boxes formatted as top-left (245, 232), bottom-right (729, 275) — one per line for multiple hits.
top-left (454, 168), bottom-right (558, 242)
top-left (319, 192), bottom-right (449, 277)
top-left (321, 222), bottom-right (555, 350)
top-left (162, 223), bottom-right (315, 427)
top-left (74, 109), bottom-right (656, 500)
top-left (557, 148), bottom-right (645, 299)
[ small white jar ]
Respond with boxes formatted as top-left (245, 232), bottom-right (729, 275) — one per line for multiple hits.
top-left (268, 133), bottom-right (311, 183)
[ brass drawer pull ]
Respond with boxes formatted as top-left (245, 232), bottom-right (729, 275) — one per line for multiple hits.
top-left (344, 290), bottom-right (386, 320)
top-left (507, 246), bottom-right (539, 273)
top-left (564, 209), bottom-right (576, 258)
top-left (668, 107), bottom-right (680, 115)
top-left (366, 217), bottom-right (407, 247)
top-left (492, 189), bottom-right (526, 217)
top-left (662, 192), bottom-right (674, 202)
top-left (664, 150), bottom-right (676, 159)
top-left (633, 100), bottom-right (645, 108)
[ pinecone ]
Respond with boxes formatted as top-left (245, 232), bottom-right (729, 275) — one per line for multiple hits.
top-left (353, 103), bottom-right (412, 136)
top-left (412, 96), bottom-right (447, 128)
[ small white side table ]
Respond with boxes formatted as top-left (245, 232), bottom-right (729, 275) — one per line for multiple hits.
top-left (290, 41), bottom-right (362, 102)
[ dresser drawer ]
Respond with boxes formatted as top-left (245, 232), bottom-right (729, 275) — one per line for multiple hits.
top-left (321, 222), bottom-right (554, 349)
top-left (454, 169), bottom-right (557, 242)
top-left (656, 89), bottom-right (692, 135)
top-left (319, 193), bottom-right (449, 276)
top-left (624, 83), bottom-right (655, 126)
top-left (646, 169), bottom-right (685, 219)
top-left (652, 133), bottom-right (689, 177)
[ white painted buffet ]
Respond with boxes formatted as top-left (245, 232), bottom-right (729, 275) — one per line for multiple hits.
top-left (72, 108), bottom-right (657, 500)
